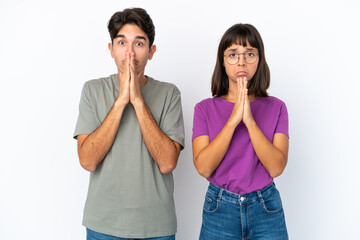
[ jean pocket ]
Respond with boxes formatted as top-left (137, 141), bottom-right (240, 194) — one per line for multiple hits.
top-left (262, 188), bottom-right (283, 214)
top-left (203, 191), bottom-right (220, 214)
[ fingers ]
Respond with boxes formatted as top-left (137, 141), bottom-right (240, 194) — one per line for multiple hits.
top-left (129, 52), bottom-right (135, 76)
top-left (236, 77), bottom-right (241, 99)
top-left (121, 52), bottom-right (131, 82)
top-left (237, 77), bottom-right (246, 103)
top-left (244, 87), bottom-right (249, 105)
top-left (237, 77), bottom-right (245, 97)
top-left (129, 53), bottom-right (143, 86)
top-left (243, 77), bottom-right (249, 102)
top-left (129, 53), bottom-right (144, 84)
top-left (240, 79), bottom-right (245, 104)
top-left (242, 77), bottom-right (248, 94)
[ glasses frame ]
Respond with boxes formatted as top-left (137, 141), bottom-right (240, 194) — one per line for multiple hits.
top-left (223, 51), bottom-right (259, 65)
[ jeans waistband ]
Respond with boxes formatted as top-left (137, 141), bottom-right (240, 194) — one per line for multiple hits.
top-left (207, 182), bottom-right (276, 204)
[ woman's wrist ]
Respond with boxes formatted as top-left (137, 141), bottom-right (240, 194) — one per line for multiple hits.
top-left (225, 118), bottom-right (239, 130)
top-left (244, 118), bottom-right (256, 130)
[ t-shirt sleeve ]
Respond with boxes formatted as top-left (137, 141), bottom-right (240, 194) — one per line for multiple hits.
top-left (192, 102), bottom-right (209, 141)
top-left (274, 101), bottom-right (289, 138)
top-left (160, 87), bottom-right (185, 150)
top-left (73, 82), bottom-right (98, 139)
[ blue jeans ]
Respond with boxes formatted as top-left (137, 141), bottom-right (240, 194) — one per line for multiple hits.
top-left (199, 183), bottom-right (288, 240)
top-left (86, 228), bottom-right (175, 240)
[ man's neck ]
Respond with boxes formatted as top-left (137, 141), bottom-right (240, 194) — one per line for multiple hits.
top-left (139, 75), bottom-right (148, 87)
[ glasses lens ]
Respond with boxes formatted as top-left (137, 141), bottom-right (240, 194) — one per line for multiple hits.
top-left (226, 54), bottom-right (238, 65)
top-left (245, 52), bottom-right (258, 64)
top-left (225, 52), bottom-right (258, 64)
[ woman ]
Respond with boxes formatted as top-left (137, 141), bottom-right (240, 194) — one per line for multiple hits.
top-left (192, 23), bottom-right (289, 239)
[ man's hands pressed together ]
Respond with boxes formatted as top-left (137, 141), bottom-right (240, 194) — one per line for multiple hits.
top-left (116, 52), bottom-right (145, 108)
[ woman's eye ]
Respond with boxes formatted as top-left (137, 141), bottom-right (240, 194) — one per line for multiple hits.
top-left (247, 52), bottom-right (255, 57)
top-left (247, 51), bottom-right (258, 57)
top-left (229, 53), bottom-right (237, 58)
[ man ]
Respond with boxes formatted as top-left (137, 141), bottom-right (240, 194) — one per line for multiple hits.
top-left (73, 8), bottom-right (184, 240)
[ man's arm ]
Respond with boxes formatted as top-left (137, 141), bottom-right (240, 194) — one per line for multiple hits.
top-left (128, 53), bottom-right (182, 174)
top-left (77, 60), bottom-right (131, 172)
top-left (77, 100), bottom-right (127, 172)
top-left (133, 100), bottom-right (181, 174)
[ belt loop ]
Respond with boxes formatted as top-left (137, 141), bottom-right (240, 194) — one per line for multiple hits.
top-left (217, 188), bottom-right (224, 202)
top-left (257, 190), bottom-right (264, 203)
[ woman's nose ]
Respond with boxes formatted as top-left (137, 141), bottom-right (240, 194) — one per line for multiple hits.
top-left (238, 54), bottom-right (246, 66)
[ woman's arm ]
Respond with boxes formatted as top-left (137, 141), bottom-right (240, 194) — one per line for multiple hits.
top-left (246, 121), bottom-right (289, 177)
top-left (243, 86), bottom-right (289, 178)
top-left (193, 122), bottom-right (237, 178)
top-left (193, 79), bottom-right (246, 178)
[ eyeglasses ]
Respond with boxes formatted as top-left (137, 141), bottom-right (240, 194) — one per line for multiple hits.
top-left (224, 51), bottom-right (259, 65)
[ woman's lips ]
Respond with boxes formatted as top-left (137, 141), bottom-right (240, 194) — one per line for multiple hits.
top-left (236, 71), bottom-right (247, 76)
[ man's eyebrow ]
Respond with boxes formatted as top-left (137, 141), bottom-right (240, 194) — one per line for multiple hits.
top-left (114, 35), bottom-right (146, 40)
top-left (135, 36), bottom-right (146, 40)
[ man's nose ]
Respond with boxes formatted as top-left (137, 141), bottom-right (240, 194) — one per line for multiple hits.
top-left (126, 44), bottom-right (135, 54)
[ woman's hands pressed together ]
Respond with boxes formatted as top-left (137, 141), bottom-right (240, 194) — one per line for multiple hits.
top-left (228, 77), bottom-right (254, 128)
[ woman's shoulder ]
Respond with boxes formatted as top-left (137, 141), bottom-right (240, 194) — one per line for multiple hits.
top-left (196, 97), bottom-right (215, 105)
top-left (261, 96), bottom-right (287, 107)
top-left (195, 97), bottom-right (224, 109)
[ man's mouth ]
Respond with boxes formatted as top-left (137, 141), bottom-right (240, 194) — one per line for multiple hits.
top-left (122, 60), bottom-right (139, 65)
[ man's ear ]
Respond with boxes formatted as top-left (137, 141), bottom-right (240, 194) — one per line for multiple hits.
top-left (108, 42), bottom-right (114, 58)
top-left (148, 45), bottom-right (156, 60)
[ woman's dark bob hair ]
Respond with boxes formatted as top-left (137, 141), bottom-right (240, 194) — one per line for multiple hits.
top-left (211, 23), bottom-right (270, 98)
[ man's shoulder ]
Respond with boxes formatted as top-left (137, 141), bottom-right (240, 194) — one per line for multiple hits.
top-left (83, 74), bottom-right (116, 91)
top-left (147, 76), bottom-right (180, 95)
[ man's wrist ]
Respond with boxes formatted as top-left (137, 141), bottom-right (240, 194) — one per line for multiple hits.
top-left (113, 99), bottom-right (128, 111)
top-left (131, 97), bottom-right (146, 110)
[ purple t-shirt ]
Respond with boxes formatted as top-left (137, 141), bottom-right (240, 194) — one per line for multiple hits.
top-left (192, 96), bottom-right (289, 194)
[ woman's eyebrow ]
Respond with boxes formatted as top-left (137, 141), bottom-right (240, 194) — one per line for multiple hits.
top-left (227, 48), bottom-right (238, 52)
top-left (227, 47), bottom-right (256, 53)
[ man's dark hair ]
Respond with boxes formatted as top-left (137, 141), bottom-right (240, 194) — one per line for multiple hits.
top-left (107, 8), bottom-right (155, 47)
top-left (211, 23), bottom-right (270, 98)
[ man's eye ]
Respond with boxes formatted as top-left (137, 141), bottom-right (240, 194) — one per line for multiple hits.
top-left (118, 41), bottom-right (125, 45)
top-left (136, 42), bottom-right (143, 47)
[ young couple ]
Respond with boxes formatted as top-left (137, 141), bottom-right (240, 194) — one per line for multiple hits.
top-left (74, 7), bottom-right (289, 240)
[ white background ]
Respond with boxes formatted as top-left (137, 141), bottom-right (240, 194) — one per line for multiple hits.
top-left (1, 0), bottom-right (359, 239)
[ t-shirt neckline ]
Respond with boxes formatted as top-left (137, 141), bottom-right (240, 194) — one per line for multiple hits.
top-left (113, 74), bottom-right (152, 91)
top-left (217, 96), bottom-right (265, 104)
